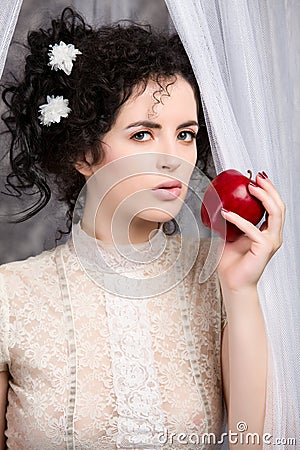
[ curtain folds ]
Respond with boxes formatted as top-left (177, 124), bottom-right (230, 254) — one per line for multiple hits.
top-left (165, 0), bottom-right (300, 448)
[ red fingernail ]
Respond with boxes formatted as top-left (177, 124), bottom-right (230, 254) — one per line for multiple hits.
top-left (258, 172), bottom-right (268, 179)
top-left (249, 181), bottom-right (257, 187)
top-left (221, 207), bottom-right (229, 213)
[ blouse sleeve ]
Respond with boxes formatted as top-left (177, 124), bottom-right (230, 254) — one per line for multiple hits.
top-left (0, 270), bottom-right (10, 372)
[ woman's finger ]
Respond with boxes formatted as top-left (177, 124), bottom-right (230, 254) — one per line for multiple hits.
top-left (247, 179), bottom-right (285, 238)
top-left (220, 209), bottom-right (264, 243)
top-left (255, 173), bottom-right (286, 213)
top-left (254, 174), bottom-right (286, 229)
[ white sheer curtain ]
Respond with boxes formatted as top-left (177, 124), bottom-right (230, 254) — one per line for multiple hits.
top-left (165, 0), bottom-right (300, 448)
top-left (0, 0), bottom-right (23, 80)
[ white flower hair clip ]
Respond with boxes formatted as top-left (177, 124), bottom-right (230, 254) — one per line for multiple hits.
top-left (38, 95), bottom-right (71, 126)
top-left (48, 41), bottom-right (82, 75)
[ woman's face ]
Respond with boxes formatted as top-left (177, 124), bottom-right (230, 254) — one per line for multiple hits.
top-left (81, 75), bottom-right (199, 226)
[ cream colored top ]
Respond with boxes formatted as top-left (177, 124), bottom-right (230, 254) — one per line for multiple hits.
top-left (0, 222), bottom-right (227, 449)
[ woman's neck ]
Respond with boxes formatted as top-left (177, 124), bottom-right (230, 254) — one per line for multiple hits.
top-left (80, 212), bottom-right (161, 245)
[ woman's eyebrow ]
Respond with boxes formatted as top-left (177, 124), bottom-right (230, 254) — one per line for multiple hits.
top-left (178, 121), bottom-right (199, 130)
top-left (125, 121), bottom-right (161, 130)
top-left (125, 120), bottom-right (199, 130)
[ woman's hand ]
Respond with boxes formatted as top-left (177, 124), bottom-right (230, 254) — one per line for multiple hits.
top-left (217, 172), bottom-right (286, 293)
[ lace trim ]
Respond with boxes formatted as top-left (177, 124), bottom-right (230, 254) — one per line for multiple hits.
top-left (72, 221), bottom-right (167, 273)
top-left (172, 239), bottom-right (211, 434)
top-left (70, 221), bottom-right (200, 300)
top-left (104, 287), bottom-right (165, 448)
top-left (0, 272), bottom-right (10, 371)
top-left (55, 246), bottom-right (77, 450)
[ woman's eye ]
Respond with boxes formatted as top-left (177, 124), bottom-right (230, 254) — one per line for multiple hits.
top-left (177, 131), bottom-right (196, 142)
top-left (131, 131), bottom-right (152, 142)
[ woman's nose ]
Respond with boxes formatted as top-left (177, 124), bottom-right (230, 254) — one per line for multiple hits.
top-left (155, 137), bottom-right (182, 171)
top-left (156, 152), bottom-right (181, 172)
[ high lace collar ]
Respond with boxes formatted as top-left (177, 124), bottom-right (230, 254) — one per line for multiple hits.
top-left (71, 220), bottom-right (168, 274)
top-left (69, 221), bottom-right (200, 298)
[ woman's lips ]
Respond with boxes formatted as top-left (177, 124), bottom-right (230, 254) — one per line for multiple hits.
top-left (152, 186), bottom-right (182, 200)
top-left (153, 179), bottom-right (182, 190)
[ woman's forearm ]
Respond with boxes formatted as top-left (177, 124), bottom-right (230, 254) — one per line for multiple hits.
top-left (222, 286), bottom-right (267, 449)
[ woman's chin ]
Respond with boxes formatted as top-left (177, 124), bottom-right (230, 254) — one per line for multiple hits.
top-left (136, 208), bottom-right (179, 223)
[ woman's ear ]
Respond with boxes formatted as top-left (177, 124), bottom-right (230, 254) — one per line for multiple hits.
top-left (74, 159), bottom-right (94, 177)
top-left (74, 151), bottom-right (96, 177)
top-left (74, 148), bottom-right (106, 177)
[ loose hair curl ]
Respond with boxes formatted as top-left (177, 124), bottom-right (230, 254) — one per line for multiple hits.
top-left (1, 7), bottom-right (212, 239)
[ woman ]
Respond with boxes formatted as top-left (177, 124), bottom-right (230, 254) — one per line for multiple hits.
top-left (0, 7), bottom-right (285, 449)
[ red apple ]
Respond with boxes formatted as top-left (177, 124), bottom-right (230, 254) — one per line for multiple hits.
top-left (201, 169), bottom-right (266, 241)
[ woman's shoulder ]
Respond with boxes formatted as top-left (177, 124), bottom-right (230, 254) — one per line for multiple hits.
top-left (1, 244), bottom-right (58, 272)
top-left (0, 240), bottom-right (70, 291)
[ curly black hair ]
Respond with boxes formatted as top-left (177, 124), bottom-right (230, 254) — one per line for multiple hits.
top-left (1, 7), bottom-right (212, 239)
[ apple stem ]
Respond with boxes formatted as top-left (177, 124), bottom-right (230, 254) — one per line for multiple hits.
top-left (247, 169), bottom-right (253, 180)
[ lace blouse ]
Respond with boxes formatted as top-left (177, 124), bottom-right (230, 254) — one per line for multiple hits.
top-left (0, 222), bottom-right (228, 449)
